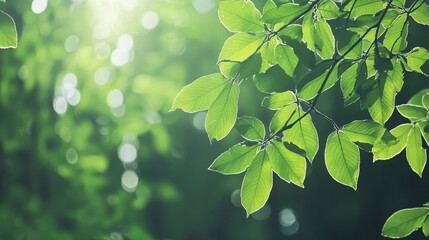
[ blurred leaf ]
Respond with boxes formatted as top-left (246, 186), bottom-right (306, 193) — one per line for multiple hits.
top-left (241, 150), bottom-right (273, 216)
top-left (382, 207), bottom-right (429, 238)
top-left (219, 0), bottom-right (264, 33)
top-left (171, 73), bottom-right (228, 113)
top-left (325, 131), bottom-right (360, 190)
top-left (206, 82), bottom-right (240, 141)
top-left (0, 10), bottom-right (17, 48)
top-left (235, 116), bottom-right (265, 141)
top-left (209, 144), bottom-right (259, 175)
top-left (266, 140), bottom-right (306, 187)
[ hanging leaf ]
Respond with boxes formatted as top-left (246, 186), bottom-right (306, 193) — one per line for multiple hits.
top-left (325, 131), bottom-right (360, 190)
top-left (406, 47), bottom-right (429, 76)
top-left (275, 44), bottom-right (299, 77)
top-left (418, 122), bottom-right (429, 146)
top-left (423, 217), bottom-right (429, 237)
top-left (382, 207), bottom-right (429, 238)
top-left (241, 150), bottom-right (273, 216)
top-left (209, 144), bottom-right (259, 175)
top-left (269, 103), bottom-right (298, 133)
top-left (262, 91), bottom-right (296, 110)
top-left (0, 10), bottom-right (18, 49)
top-left (406, 125), bottom-right (427, 177)
top-left (205, 82), bottom-right (240, 141)
top-left (298, 64), bottom-right (339, 101)
top-left (343, 120), bottom-right (385, 145)
top-left (396, 104), bottom-right (428, 121)
top-left (263, 0), bottom-right (277, 15)
top-left (171, 73), bottom-right (229, 113)
top-left (266, 140), bottom-right (306, 187)
top-left (314, 15), bottom-right (335, 60)
top-left (383, 14), bottom-right (408, 53)
top-left (373, 124), bottom-right (412, 160)
top-left (318, 0), bottom-right (342, 19)
top-left (218, 33), bottom-right (265, 62)
top-left (235, 116), bottom-right (266, 141)
top-left (218, 0), bottom-right (264, 33)
top-left (344, 0), bottom-right (385, 19)
top-left (262, 3), bottom-right (308, 25)
top-left (282, 108), bottom-right (319, 163)
top-left (410, 2), bottom-right (429, 26)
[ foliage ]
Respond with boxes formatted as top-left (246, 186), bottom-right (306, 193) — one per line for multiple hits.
top-left (0, 0), bottom-right (17, 48)
top-left (173, 0), bottom-right (429, 238)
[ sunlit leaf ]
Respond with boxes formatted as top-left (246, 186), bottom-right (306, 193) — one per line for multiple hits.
top-left (418, 122), bottom-right (429, 146)
top-left (325, 131), bottom-right (360, 190)
top-left (299, 64), bottom-right (339, 101)
top-left (171, 73), bottom-right (228, 113)
top-left (406, 47), bottom-right (429, 76)
top-left (276, 44), bottom-right (298, 76)
top-left (262, 3), bottom-right (308, 25)
top-left (396, 104), bottom-right (428, 121)
top-left (423, 217), bottom-right (429, 237)
top-left (269, 103), bottom-right (298, 133)
top-left (235, 116), bottom-right (265, 141)
top-left (262, 91), bottom-right (296, 110)
top-left (209, 144), bottom-right (259, 175)
top-left (278, 24), bottom-right (302, 40)
top-left (340, 61), bottom-right (365, 104)
top-left (302, 12), bottom-right (315, 52)
top-left (0, 10), bottom-right (17, 49)
top-left (205, 82), bottom-right (240, 141)
top-left (218, 0), bottom-right (264, 33)
top-left (373, 124), bottom-right (412, 160)
top-left (382, 207), bottom-right (429, 238)
top-left (408, 88), bottom-right (429, 106)
top-left (219, 33), bottom-right (265, 62)
top-left (266, 140), bottom-right (306, 187)
top-left (282, 108), bottom-right (318, 163)
top-left (344, 0), bottom-right (385, 19)
top-left (318, 0), bottom-right (342, 19)
top-left (314, 15), bottom-right (335, 60)
top-left (384, 14), bottom-right (408, 53)
top-left (263, 0), bottom-right (277, 15)
top-left (343, 120), bottom-right (385, 146)
top-left (241, 150), bottom-right (273, 216)
top-left (411, 2), bottom-right (429, 26)
top-left (260, 37), bottom-right (278, 73)
top-left (406, 125), bottom-right (427, 177)
top-left (423, 93), bottom-right (429, 109)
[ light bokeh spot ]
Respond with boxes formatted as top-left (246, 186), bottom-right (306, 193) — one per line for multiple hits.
top-left (107, 89), bottom-right (123, 108)
top-left (122, 170), bottom-right (139, 192)
top-left (53, 96), bottom-right (68, 115)
top-left (118, 143), bottom-right (137, 163)
top-left (141, 11), bottom-right (159, 30)
top-left (192, 0), bottom-right (215, 13)
top-left (32, 0), bottom-right (48, 14)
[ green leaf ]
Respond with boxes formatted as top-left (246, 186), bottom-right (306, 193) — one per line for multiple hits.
top-left (263, 0), bottom-right (277, 15)
top-left (408, 88), bottom-right (429, 106)
top-left (218, 0), bottom-right (264, 33)
top-left (171, 73), bottom-right (228, 112)
top-left (0, 11), bottom-right (18, 49)
top-left (299, 64), bottom-right (339, 101)
top-left (423, 217), bottom-right (429, 237)
top-left (270, 103), bottom-right (298, 133)
top-left (282, 108), bottom-right (319, 163)
top-left (262, 3), bottom-right (308, 25)
top-left (205, 82), bottom-right (240, 141)
top-left (302, 12), bottom-right (315, 52)
top-left (418, 122), bottom-right (429, 146)
top-left (411, 2), bottom-right (429, 26)
top-left (383, 14), bottom-right (408, 53)
top-left (340, 61), bottom-right (366, 104)
top-left (382, 207), bottom-right (429, 238)
top-left (262, 91), bottom-right (296, 110)
top-left (343, 120), bottom-right (385, 145)
top-left (397, 104), bottom-right (428, 121)
top-left (278, 24), bottom-right (302, 40)
top-left (314, 15), bottom-right (335, 60)
top-left (406, 47), bottom-right (429, 76)
top-left (260, 37), bottom-right (278, 72)
top-left (241, 150), bottom-right (273, 216)
top-left (235, 116), bottom-right (265, 141)
top-left (373, 124), bottom-right (412, 160)
top-left (254, 65), bottom-right (294, 94)
top-left (209, 144), bottom-right (259, 175)
top-left (344, 0), bottom-right (385, 19)
top-left (276, 44), bottom-right (299, 76)
top-left (423, 94), bottom-right (429, 109)
top-left (219, 53), bottom-right (263, 78)
top-left (406, 125), bottom-right (427, 177)
top-left (318, 0), bottom-right (342, 19)
top-left (325, 131), bottom-right (360, 190)
top-left (266, 140), bottom-right (306, 187)
top-left (388, 58), bottom-right (404, 92)
top-left (218, 33), bottom-right (265, 62)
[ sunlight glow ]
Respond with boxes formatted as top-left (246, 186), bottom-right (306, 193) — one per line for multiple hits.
top-left (31, 0), bottom-right (48, 14)
top-left (141, 11), bottom-right (159, 30)
top-left (122, 170), bottom-right (139, 192)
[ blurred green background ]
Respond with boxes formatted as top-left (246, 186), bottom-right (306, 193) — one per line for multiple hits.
top-left (1, 0), bottom-right (428, 239)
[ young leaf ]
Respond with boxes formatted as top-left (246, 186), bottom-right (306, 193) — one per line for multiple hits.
top-left (343, 120), bottom-right (385, 145)
top-left (241, 150), bottom-right (273, 216)
top-left (205, 82), bottom-right (240, 141)
top-left (406, 125), bottom-right (427, 177)
top-left (269, 103), bottom-right (298, 133)
top-left (218, 0), bottom-right (264, 33)
top-left (262, 3), bottom-right (308, 25)
top-left (266, 140), bottom-right (306, 187)
top-left (171, 73), bottom-right (229, 113)
top-left (373, 124), bottom-right (412, 160)
top-left (262, 91), bottom-right (296, 110)
top-left (218, 33), bottom-right (265, 62)
top-left (325, 131), bottom-right (360, 190)
top-left (410, 2), bottom-right (429, 26)
top-left (276, 44), bottom-right (299, 77)
top-left (406, 47), bottom-right (429, 76)
top-left (263, 0), bottom-right (277, 15)
top-left (314, 15), bottom-right (335, 60)
top-left (318, 0), bottom-right (342, 19)
top-left (344, 0), bottom-right (385, 19)
top-left (0, 10), bottom-right (18, 49)
top-left (382, 207), bottom-right (429, 238)
top-left (209, 144), bottom-right (259, 175)
top-left (282, 108), bottom-right (319, 163)
top-left (235, 116), bottom-right (265, 141)
top-left (397, 104), bottom-right (428, 121)
top-left (383, 14), bottom-right (408, 53)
